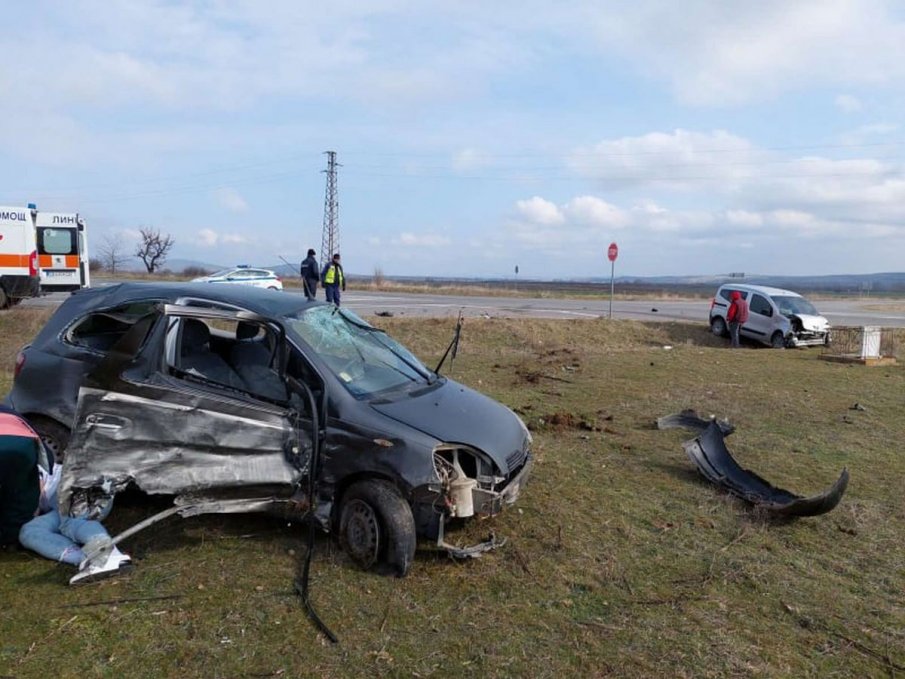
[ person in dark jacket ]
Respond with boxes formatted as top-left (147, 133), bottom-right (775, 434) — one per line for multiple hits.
top-left (0, 407), bottom-right (39, 547)
top-left (299, 248), bottom-right (320, 300)
top-left (0, 406), bottom-right (130, 584)
top-left (321, 253), bottom-right (346, 306)
top-left (726, 290), bottom-right (749, 348)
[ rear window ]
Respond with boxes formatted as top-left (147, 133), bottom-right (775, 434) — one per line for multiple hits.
top-left (719, 288), bottom-right (749, 302)
top-left (38, 228), bottom-right (77, 256)
top-left (66, 301), bottom-right (160, 353)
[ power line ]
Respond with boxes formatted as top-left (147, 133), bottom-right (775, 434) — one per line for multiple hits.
top-left (11, 139), bottom-right (905, 204)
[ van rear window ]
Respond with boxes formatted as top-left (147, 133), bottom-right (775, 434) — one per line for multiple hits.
top-left (719, 289), bottom-right (749, 302)
top-left (38, 228), bottom-right (77, 256)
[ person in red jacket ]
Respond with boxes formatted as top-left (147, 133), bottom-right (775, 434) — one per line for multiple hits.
top-left (726, 290), bottom-right (749, 348)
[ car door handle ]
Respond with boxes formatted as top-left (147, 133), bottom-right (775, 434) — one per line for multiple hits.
top-left (85, 413), bottom-right (130, 430)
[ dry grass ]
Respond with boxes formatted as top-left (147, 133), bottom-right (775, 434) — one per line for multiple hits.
top-left (1, 309), bottom-right (903, 677)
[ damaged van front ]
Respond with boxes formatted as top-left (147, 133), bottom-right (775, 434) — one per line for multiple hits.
top-left (15, 283), bottom-right (531, 578)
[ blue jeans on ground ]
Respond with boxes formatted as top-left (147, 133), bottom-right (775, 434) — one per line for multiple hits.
top-left (19, 503), bottom-right (111, 566)
top-left (325, 285), bottom-right (341, 306)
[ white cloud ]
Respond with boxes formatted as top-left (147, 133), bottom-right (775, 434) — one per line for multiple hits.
top-left (195, 228), bottom-right (247, 247)
top-left (452, 148), bottom-right (493, 172)
top-left (197, 228), bottom-right (219, 247)
top-left (516, 196), bottom-right (564, 225)
top-left (564, 196), bottom-right (629, 228)
top-left (569, 129), bottom-right (760, 190)
top-left (588, 0), bottom-right (905, 105)
top-left (725, 210), bottom-right (764, 227)
top-left (215, 188), bottom-right (249, 213)
top-left (835, 94), bottom-right (863, 113)
top-left (394, 232), bottom-right (452, 247)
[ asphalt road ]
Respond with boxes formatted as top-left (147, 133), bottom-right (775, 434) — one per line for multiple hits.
top-left (342, 291), bottom-right (905, 328)
top-left (16, 288), bottom-right (905, 328)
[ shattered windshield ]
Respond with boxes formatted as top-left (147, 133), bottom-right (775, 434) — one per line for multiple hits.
top-left (772, 295), bottom-right (819, 317)
top-left (285, 306), bottom-right (433, 398)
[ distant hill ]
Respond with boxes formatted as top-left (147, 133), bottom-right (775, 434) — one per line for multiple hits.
top-left (106, 258), bottom-right (905, 293)
top-left (608, 272), bottom-right (905, 293)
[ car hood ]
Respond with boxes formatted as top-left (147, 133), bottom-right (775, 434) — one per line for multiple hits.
top-left (370, 379), bottom-right (528, 474)
top-left (791, 313), bottom-right (829, 331)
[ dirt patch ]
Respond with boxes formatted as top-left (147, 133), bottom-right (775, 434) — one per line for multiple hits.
top-left (529, 410), bottom-right (615, 433)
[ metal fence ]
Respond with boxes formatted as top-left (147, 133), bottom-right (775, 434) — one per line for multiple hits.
top-left (822, 326), bottom-right (902, 360)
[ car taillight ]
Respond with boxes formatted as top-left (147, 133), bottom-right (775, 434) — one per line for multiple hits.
top-left (709, 298), bottom-right (716, 309)
top-left (28, 251), bottom-right (38, 277)
top-left (14, 352), bottom-right (25, 378)
top-left (276, 276), bottom-right (282, 282)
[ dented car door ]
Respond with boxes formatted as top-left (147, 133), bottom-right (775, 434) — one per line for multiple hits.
top-left (59, 304), bottom-right (312, 515)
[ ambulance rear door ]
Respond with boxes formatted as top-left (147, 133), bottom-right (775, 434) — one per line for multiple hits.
top-left (36, 212), bottom-right (87, 292)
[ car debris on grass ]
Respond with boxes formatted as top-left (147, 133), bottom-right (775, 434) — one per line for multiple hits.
top-left (658, 410), bottom-right (849, 516)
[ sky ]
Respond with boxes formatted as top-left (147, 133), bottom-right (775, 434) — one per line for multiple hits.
top-left (2, 0), bottom-right (904, 279)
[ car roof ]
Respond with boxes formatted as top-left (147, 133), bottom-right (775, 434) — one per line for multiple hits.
top-left (34, 282), bottom-right (317, 344)
top-left (718, 283), bottom-right (803, 298)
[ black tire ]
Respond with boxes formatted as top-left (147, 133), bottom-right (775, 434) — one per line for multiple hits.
top-left (770, 331), bottom-right (786, 349)
top-left (28, 416), bottom-right (71, 465)
top-left (710, 316), bottom-right (728, 338)
top-left (338, 479), bottom-right (416, 577)
top-left (0, 286), bottom-right (9, 310)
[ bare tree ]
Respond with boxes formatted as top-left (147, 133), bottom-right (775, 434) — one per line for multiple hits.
top-left (135, 227), bottom-right (175, 273)
top-left (97, 232), bottom-right (132, 274)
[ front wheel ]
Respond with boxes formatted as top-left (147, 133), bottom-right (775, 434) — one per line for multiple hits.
top-left (710, 316), bottom-right (728, 337)
top-left (770, 331), bottom-right (787, 349)
top-left (339, 480), bottom-right (416, 577)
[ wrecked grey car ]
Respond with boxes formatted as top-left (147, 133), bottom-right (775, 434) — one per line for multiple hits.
top-left (6, 282), bottom-right (532, 575)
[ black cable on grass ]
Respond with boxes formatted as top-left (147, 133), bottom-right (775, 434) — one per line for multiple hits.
top-left (289, 376), bottom-right (338, 644)
top-left (295, 518), bottom-right (338, 644)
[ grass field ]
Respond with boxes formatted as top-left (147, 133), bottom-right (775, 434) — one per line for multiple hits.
top-left (1, 309), bottom-right (903, 678)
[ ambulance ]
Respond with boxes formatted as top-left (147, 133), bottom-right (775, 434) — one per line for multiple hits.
top-left (35, 211), bottom-right (90, 293)
top-left (0, 205), bottom-right (39, 308)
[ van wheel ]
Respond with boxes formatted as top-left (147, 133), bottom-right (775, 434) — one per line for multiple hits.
top-left (770, 331), bottom-right (786, 349)
top-left (710, 316), bottom-right (728, 337)
top-left (0, 287), bottom-right (9, 309)
top-left (27, 416), bottom-right (71, 465)
top-left (339, 480), bottom-right (416, 577)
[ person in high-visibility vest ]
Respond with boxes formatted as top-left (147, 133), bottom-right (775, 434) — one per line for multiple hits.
top-left (321, 253), bottom-right (346, 306)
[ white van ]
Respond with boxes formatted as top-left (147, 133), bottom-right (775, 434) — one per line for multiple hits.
top-left (0, 206), bottom-right (39, 308)
top-left (709, 284), bottom-right (830, 348)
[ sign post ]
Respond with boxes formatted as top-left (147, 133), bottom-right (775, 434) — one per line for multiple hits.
top-left (607, 242), bottom-right (618, 319)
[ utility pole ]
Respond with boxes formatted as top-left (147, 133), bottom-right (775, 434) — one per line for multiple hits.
top-left (320, 151), bottom-right (340, 270)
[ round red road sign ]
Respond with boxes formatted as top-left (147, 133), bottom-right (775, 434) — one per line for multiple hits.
top-left (607, 242), bottom-right (618, 262)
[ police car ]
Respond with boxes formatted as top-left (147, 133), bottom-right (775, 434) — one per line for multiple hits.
top-left (192, 266), bottom-right (283, 290)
